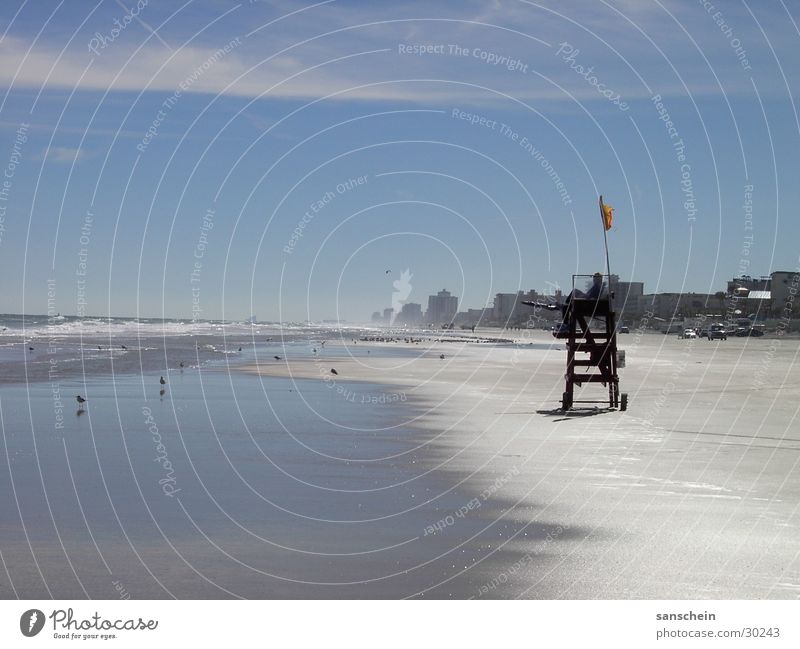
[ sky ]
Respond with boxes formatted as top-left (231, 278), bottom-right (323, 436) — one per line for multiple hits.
top-left (0, 0), bottom-right (798, 322)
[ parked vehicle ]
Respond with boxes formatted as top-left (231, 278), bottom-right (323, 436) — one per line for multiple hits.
top-left (682, 328), bottom-right (697, 339)
top-left (708, 323), bottom-right (727, 340)
top-left (735, 326), bottom-right (765, 337)
top-left (619, 325), bottom-right (630, 334)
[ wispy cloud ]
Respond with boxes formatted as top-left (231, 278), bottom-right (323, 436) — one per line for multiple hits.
top-left (0, 1), bottom-right (792, 105)
top-left (45, 146), bottom-right (87, 163)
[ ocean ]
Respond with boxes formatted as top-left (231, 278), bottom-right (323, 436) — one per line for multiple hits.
top-left (0, 315), bottom-right (498, 598)
top-left (0, 314), bottom-right (355, 385)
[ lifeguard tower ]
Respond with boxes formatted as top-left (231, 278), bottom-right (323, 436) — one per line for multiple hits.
top-left (552, 275), bottom-right (627, 411)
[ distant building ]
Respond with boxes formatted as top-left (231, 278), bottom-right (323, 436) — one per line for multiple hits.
top-left (383, 307), bottom-right (394, 324)
top-left (455, 308), bottom-right (492, 326)
top-left (769, 271), bottom-right (799, 315)
top-left (738, 290), bottom-right (772, 319)
top-left (637, 292), bottom-right (725, 322)
top-left (493, 292), bottom-right (520, 323)
top-left (727, 275), bottom-right (770, 294)
top-left (490, 289), bottom-right (568, 326)
top-left (394, 302), bottom-right (422, 326)
top-left (609, 278), bottom-right (644, 306)
top-left (608, 277), bottom-right (645, 320)
top-left (370, 311), bottom-right (383, 324)
top-left (725, 271), bottom-right (800, 316)
top-left (426, 289), bottom-right (458, 325)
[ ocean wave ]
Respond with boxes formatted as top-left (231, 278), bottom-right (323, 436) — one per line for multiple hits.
top-left (0, 316), bottom-right (287, 339)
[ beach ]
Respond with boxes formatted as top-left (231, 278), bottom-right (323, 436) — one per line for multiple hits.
top-left (0, 323), bottom-right (798, 598)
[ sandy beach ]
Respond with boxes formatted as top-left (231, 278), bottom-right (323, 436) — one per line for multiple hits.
top-left (236, 328), bottom-right (800, 598)
top-left (1, 327), bottom-right (798, 599)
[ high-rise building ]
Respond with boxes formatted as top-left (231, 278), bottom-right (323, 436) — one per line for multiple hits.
top-left (609, 277), bottom-right (644, 313)
top-left (395, 302), bottom-right (423, 326)
top-left (426, 289), bottom-right (458, 324)
top-left (493, 292), bottom-right (520, 323)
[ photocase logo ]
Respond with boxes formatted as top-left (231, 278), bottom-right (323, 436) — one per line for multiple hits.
top-left (390, 268), bottom-right (413, 324)
top-left (20, 609), bottom-right (45, 637)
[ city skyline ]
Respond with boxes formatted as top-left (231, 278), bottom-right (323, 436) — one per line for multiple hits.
top-left (369, 268), bottom-right (796, 328)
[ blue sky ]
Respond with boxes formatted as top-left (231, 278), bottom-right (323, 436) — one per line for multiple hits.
top-left (0, 0), bottom-right (798, 321)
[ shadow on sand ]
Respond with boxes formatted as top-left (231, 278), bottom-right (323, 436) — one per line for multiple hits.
top-left (536, 406), bottom-right (617, 422)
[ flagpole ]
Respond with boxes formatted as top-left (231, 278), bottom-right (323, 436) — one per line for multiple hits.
top-left (599, 195), bottom-right (613, 304)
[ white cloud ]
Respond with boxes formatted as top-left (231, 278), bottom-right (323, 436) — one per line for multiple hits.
top-left (0, 0), bottom-right (789, 106)
top-left (46, 146), bottom-right (87, 163)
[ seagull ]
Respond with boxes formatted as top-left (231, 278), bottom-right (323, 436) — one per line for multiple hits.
top-left (97, 345), bottom-right (102, 350)
top-left (385, 269), bottom-right (391, 274)
top-left (76, 395), bottom-right (86, 405)
top-left (238, 347), bottom-right (242, 352)
top-left (330, 368), bottom-right (338, 375)
top-left (274, 355), bottom-right (281, 360)
top-left (159, 376), bottom-right (166, 386)
top-left (439, 354), bottom-right (445, 359)
top-left (120, 344), bottom-right (127, 350)
top-left (179, 361), bottom-right (184, 368)
top-left (28, 346), bottom-right (34, 351)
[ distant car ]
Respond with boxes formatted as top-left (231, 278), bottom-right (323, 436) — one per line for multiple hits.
top-left (735, 327), bottom-right (765, 337)
top-left (619, 325), bottom-right (630, 334)
top-left (708, 324), bottom-right (727, 340)
top-left (682, 328), bottom-right (697, 339)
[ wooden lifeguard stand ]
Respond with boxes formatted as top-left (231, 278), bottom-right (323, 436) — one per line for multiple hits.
top-left (552, 275), bottom-right (627, 411)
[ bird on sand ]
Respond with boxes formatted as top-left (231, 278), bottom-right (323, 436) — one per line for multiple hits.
top-left (159, 376), bottom-right (166, 386)
top-left (120, 344), bottom-right (127, 350)
top-left (28, 346), bottom-right (34, 351)
top-left (440, 354), bottom-right (445, 359)
top-left (76, 395), bottom-right (86, 405)
top-left (330, 368), bottom-right (338, 375)
top-left (385, 269), bottom-right (391, 274)
top-left (274, 355), bottom-right (281, 360)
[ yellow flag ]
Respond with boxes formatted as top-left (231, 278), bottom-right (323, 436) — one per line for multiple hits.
top-left (599, 196), bottom-right (614, 231)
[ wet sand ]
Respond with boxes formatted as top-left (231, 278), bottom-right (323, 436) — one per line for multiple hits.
top-left (1, 329), bottom-right (798, 598)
